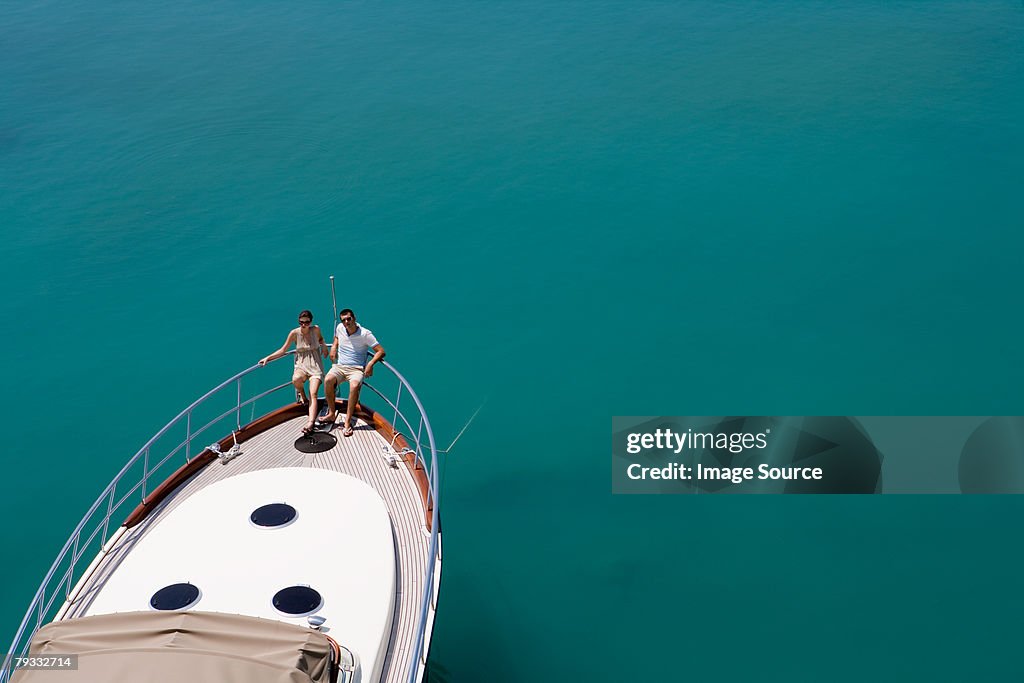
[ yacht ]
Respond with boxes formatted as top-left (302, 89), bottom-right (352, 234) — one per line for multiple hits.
top-left (1, 353), bottom-right (442, 683)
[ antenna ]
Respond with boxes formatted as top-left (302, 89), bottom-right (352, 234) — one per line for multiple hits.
top-left (329, 275), bottom-right (338, 338)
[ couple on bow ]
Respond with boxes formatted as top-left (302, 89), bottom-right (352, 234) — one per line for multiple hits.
top-left (259, 308), bottom-right (385, 437)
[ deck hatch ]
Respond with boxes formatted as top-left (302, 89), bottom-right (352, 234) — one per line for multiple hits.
top-left (273, 586), bottom-right (323, 616)
top-left (250, 502), bottom-right (297, 528)
top-left (150, 582), bottom-right (200, 610)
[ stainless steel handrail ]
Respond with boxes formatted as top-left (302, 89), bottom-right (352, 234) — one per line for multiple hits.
top-left (354, 361), bottom-right (442, 683)
top-left (1, 356), bottom-right (441, 683)
top-left (382, 361), bottom-right (441, 683)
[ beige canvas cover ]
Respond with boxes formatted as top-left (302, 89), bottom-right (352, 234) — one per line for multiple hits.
top-left (12, 611), bottom-right (333, 683)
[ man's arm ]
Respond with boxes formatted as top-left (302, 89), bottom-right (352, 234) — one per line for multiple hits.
top-left (364, 343), bottom-right (386, 377)
top-left (329, 337), bottom-right (339, 363)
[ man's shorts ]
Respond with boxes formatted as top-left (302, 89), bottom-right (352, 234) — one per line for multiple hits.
top-left (327, 365), bottom-right (364, 386)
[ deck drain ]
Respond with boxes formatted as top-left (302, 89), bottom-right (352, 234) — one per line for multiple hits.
top-left (273, 586), bottom-right (323, 616)
top-left (294, 431), bottom-right (336, 453)
top-left (150, 583), bottom-right (201, 611)
top-left (250, 503), bottom-right (297, 528)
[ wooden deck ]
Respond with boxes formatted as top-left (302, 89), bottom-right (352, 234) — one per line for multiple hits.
top-left (58, 411), bottom-right (433, 683)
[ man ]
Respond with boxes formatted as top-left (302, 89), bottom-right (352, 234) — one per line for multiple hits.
top-left (322, 308), bottom-right (386, 437)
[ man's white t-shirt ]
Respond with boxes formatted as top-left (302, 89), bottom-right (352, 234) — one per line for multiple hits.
top-left (334, 324), bottom-right (379, 366)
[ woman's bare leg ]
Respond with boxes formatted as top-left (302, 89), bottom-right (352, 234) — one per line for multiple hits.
top-left (293, 377), bottom-right (309, 405)
top-left (305, 377), bottom-right (322, 431)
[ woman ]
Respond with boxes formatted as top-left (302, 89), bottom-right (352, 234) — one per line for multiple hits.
top-left (259, 310), bottom-right (328, 433)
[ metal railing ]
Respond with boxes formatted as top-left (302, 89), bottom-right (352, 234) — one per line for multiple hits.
top-left (361, 362), bottom-right (442, 683)
top-left (1, 357), bottom-right (442, 683)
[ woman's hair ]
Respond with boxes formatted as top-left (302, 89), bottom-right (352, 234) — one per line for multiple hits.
top-left (298, 310), bottom-right (314, 321)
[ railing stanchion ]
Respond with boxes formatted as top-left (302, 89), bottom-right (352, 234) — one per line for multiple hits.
top-left (417, 417), bottom-right (424, 466)
top-left (236, 378), bottom-right (242, 429)
top-left (185, 410), bottom-right (192, 463)
top-left (141, 448), bottom-right (149, 500)
top-left (393, 383), bottom-right (402, 433)
top-left (101, 486), bottom-right (115, 545)
top-left (66, 534), bottom-right (80, 600)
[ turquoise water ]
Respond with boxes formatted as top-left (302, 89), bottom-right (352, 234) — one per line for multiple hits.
top-left (3, 1), bottom-right (1024, 679)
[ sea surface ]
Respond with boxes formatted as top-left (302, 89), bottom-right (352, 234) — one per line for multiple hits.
top-left (2, 1), bottom-right (1024, 680)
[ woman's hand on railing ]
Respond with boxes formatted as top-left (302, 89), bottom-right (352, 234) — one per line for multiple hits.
top-left (258, 348), bottom-right (298, 367)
